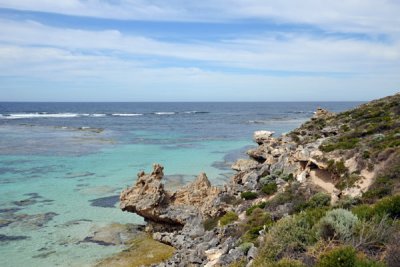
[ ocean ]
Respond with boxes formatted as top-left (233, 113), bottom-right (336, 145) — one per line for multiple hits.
top-left (0, 102), bottom-right (360, 266)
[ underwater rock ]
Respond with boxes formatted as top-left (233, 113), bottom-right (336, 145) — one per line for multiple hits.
top-left (89, 195), bottom-right (119, 208)
top-left (32, 251), bottom-right (56, 259)
top-left (0, 234), bottom-right (29, 242)
top-left (83, 223), bottom-right (145, 246)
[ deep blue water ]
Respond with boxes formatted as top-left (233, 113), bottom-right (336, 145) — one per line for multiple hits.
top-left (0, 102), bottom-right (360, 144)
top-left (0, 102), bottom-right (360, 267)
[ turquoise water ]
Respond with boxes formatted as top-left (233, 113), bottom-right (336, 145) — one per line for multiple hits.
top-left (0, 137), bottom-right (251, 266)
top-left (0, 128), bottom-right (252, 266)
top-left (0, 102), bottom-right (360, 266)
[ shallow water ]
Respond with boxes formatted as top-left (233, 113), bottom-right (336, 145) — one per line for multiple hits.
top-left (0, 102), bottom-right (360, 266)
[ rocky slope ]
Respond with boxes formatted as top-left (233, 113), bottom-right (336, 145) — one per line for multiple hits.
top-left (120, 93), bottom-right (400, 267)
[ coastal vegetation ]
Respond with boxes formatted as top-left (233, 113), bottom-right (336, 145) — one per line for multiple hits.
top-left (118, 93), bottom-right (400, 266)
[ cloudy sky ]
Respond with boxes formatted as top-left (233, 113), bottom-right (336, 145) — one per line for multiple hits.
top-left (0, 1), bottom-right (399, 101)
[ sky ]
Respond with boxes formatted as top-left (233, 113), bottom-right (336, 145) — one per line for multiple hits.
top-left (0, 1), bottom-right (399, 101)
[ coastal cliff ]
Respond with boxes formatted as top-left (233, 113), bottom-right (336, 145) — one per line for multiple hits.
top-left (120, 93), bottom-right (400, 267)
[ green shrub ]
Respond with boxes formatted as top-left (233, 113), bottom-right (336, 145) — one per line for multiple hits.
top-left (299, 208), bottom-right (328, 227)
top-left (320, 138), bottom-right (359, 152)
top-left (265, 182), bottom-right (308, 214)
top-left (356, 258), bottom-right (386, 267)
top-left (219, 211), bottom-right (238, 226)
top-left (317, 209), bottom-right (358, 242)
top-left (262, 182), bottom-right (278, 195)
top-left (282, 173), bottom-right (294, 182)
top-left (254, 214), bottom-right (316, 262)
top-left (242, 208), bottom-right (273, 242)
top-left (336, 174), bottom-right (362, 190)
top-left (246, 202), bottom-right (267, 216)
top-left (352, 205), bottom-right (374, 220)
top-left (307, 192), bottom-right (331, 208)
top-left (239, 242), bottom-right (253, 254)
top-left (335, 196), bottom-right (360, 209)
top-left (362, 176), bottom-right (392, 202)
top-left (316, 246), bottom-right (356, 267)
top-left (241, 191), bottom-right (258, 200)
top-left (327, 159), bottom-right (348, 178)
top-left (373, 195), bottom-right (400, 219)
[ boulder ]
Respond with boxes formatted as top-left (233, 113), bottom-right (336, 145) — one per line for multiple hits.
top-left (253, 130), bottom-right (275, 144)
top-left (231, 159), bottom-right (259, 172)
top-left (312, 108), bottom-right (334, 119)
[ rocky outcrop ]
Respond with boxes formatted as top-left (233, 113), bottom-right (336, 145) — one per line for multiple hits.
top-left (231, 159), bottom-right (259, 171)
top-left (313, 108), bottom-right (334, 119)
top-left (253, 130), bottom-right (275, 145)
top-left (120, 164), bottom-right (222, 228)
top-left (119, 93), bottom-right (400, 266)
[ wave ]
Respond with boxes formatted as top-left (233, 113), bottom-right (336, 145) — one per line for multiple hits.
top-left (288, 111), bottom-right (314, 114)
top-left (154, 112), bottom-right (176, 115)
top-left (2, 113), bottom-right (81, 119)
top-left (248, 120), bottom-right (271, 124)
top-left (248, 118), bottom-right (307, 124)
top-left (0, 111), bottom-right (208, 119)
top-left (182, 111), bottom-right (209, 114)
top-left (112, 113), bottom-right (143, 117)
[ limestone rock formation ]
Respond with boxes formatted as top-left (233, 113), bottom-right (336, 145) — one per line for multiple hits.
top-left (313, 108), bottom-right (334, 119)
top-left (253, 130), bottom-right (275, 145)
top-left (231, 159), bottom-right (259, 171)
top-left (120, 164), bottom-right (221, 227)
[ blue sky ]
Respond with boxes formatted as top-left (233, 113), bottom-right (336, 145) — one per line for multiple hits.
top-left (0, 1), bottom-right (399, 101)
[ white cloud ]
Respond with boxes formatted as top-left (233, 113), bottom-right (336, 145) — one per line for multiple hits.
top-left (0, 2), bottom-right (399, 101)
top-left (0, 0), bottom-right (399, 35)
top-left (0, 19), bottom-right (399, 75)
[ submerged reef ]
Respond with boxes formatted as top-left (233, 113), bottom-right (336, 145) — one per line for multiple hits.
top-left (119, 93), bottom-right (400, 267)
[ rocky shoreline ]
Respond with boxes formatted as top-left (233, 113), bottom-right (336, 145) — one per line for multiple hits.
top-left (118, 93), bottom-right (400, 267)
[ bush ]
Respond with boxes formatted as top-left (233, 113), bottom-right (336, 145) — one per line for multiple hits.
top-left (239, 242), bottom-right (253, 254)
top-left (352, 216), bottom-right (392, 249)
top-left (241, 191), bottom-right (258, 200)
top-left (373, 195), bottom-right (400, 219)
top-left (254, 214), bottom-right (316, 262)
top-left (262, 182), bottom-right (278, 195)
top-left (316, 246), bottom-right (356, 267)
top-left (356, 258), bottom-right (386, 267)
top-left (299, 208), bottom-right (328, 227)
top-left (335, 196), bottom-right (360, 209)
top-left (241, 208), bottom-right (273, 242)
top-left (320, 138), bottom-right (359, 152)
top-left (282, 173), bottom-right (294, 182)
top-left (246, 202), bottom-right (267, 216)
top-left (362, 177), bottom-right (392, 202)
top-left (327, 159), bottom-right (348, 178)
top-left (219, 211), bottom-right (238, 226)
top-left (317, 209), bottom-right (358, 242)
top-left (307, 192), bottom-right (331, 208)
top-left (352, 205), bottom-right (374, 220)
